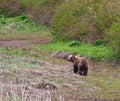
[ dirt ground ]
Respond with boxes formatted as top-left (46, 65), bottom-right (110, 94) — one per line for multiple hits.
top-left (0, 40), bottom-right (50, 48)
top-left (0, 40), bottom-right (120, 101)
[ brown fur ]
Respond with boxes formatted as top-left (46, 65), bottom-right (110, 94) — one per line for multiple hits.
top-left (68, 55), bottom-right (88, 76)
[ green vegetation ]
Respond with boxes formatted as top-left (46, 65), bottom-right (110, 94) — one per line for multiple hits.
top-left (92, 39), bottom-right (105, 46)
top-left (19, 0), bottom-right (63, 13)
top-left (0, 1), bottom-right (120, 101)
top-left (33, 41), bottom-right (114, 61)
top-left (0, 46), bottom-right (28, 56)
top-left (50, 0), bottom-right (120, 61)
top-left (107, 22), bottom-right (120, 60)
top-left (51, 0), bottom-right (120, 42)
top-left (0, 14), bottom-right (50, 40)
top-left (0, 46), bottom-right (120, 100)
top-left (0, 0), bottom-right (120, 61)
top-left (0, 7), bottom-right (13, 17)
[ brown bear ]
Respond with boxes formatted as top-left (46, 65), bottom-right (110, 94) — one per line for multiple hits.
top-left (67, 55), bottom-right (88, 76)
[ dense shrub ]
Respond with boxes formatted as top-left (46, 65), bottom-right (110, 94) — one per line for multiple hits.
top-left (0, 0), bottom-right (120, 61)
top-left (69, 40), bottom-right (81, 47)
top-left (19, 0), bottom-right (62, 13)
top-left (92, 39), bottom-right (105, 46)
top-left (51, 0), bottom-right (89, 40)
top-left (0, 0), bottom-right (63, 25)
top-left (108, 22), bottom-right (120, 61)
top-left (51, 0), bottom-right (120, 42)
top-left (0, 8), bottom-right (12, 17)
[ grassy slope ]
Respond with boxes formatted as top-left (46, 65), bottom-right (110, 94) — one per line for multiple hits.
top-left (0, 14), bottom-right (120, 100)
top-left (0, 14), bottom-right (50, 40)
top-left (0, 14), bottom-right (114, 61)
top-left (0, 46), bottom-right (120, 100)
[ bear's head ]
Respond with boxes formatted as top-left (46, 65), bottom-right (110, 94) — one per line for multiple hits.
top-left (68, 55), bottom-right (82, 62)
top-left (67, 55), bottom-right (76, 62)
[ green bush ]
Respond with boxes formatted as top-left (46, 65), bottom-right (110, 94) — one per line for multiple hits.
top-left (108, 22), bottom-right (120, 61)
top-left (69, 40), bottom-right (81, 47)
top-left (51, 0), bottom-right (120, 41)
top-left (92, 39), bottom-right (105, 46)
top-left (51, 0), bottom-right (89, 40)
top-left (0, 7), bottom-right (13, 17)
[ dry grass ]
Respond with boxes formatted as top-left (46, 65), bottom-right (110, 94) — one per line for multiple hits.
top-left (0, 30), bottom-right (51, 41)
top-left (0, 47), bottom-right (120, 101)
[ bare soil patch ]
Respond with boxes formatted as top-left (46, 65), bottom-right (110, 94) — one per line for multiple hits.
top-left (0, 39), bottom-right (51, 48)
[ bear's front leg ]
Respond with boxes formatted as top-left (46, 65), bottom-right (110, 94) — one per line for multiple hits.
top-left (73, 65), bottom-right (78, 74)
top-left (78, 69), bottom-right (83, 75)
top-left (83, 69), bottom-right (88, 76)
